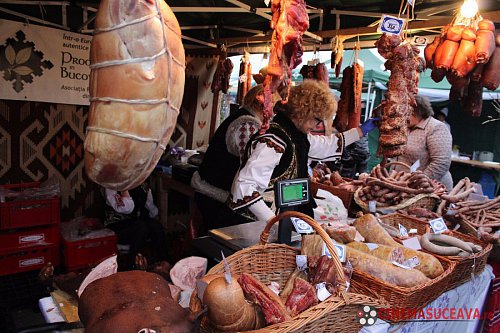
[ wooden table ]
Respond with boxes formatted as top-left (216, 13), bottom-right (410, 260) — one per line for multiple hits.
top-left (451, 158), bottom-right (500, 171)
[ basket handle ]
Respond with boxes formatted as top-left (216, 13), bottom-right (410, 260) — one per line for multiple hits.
top-left (383, 161), bottom-right (411, 171)
top-left (259, 211), bottom-right (349, 297)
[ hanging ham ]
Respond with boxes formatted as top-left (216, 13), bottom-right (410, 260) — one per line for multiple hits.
top-left (84, 0), bottom-right (185, 190)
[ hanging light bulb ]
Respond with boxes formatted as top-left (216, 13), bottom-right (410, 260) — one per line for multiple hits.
top-left (460, 0), bottom-right (478, 19)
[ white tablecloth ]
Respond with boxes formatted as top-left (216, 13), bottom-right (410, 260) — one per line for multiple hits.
top-left (360, 264), bottom-right (495, 333)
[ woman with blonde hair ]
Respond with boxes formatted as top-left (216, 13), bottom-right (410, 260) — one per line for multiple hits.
top-left (229, 79), bottom-right (377, 221)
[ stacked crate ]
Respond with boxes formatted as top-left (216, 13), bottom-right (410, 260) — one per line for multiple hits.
top-left (61, 218), bottom-right (117, 272)
top-left (0, 182), bottom-right (61, 276)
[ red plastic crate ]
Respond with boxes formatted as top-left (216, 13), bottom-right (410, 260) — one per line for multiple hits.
top-left (0, 243), bottom-right (60, 276)
top-left (0, 182), bottom-right (60, 230)
top-left (62, 233), bottom-right (117, 272)
top-left (0, 224), bottom-right (60, 253)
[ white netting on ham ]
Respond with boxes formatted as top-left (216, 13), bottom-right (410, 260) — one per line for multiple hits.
top-left (87, 0), bottom-right (183, 150)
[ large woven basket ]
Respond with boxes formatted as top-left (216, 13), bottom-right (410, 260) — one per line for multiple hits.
top-left (354, 187), bottom-right (440, 213)
top-left (348, 248), bottom-right (454, 319)
top-left (379, 213), bottom-right (492, 291)
top-left (189, 211), bottom-right (383, 333)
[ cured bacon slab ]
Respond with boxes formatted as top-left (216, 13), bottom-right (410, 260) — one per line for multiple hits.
top-left (238, 273), bottom-right (291, 325)
top-left (262, 0), bottom-right (309, 133)
top-left (376, 34), bottom-right (422, 158)
top-left (85, 0), bottom-right (185, 190)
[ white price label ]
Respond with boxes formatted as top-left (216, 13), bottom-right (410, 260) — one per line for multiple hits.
top-left (221, 251), bottom-right (232, 283)
top-left (316, 282), bottom-right (332, 301)
top-left (399, 224), bottom-right (409, 238)
top-left (404, 256), bottom-right (421, 268)
top-left (378, 15), bottom-right (405, 35)
top-left (429, 217), bottom-right (448, 234)
top-left (296, 255), bottom-right (308, 271)
top-left (264, 0), bottom-right (271, 6)
top-left (411, 36), bottom-right (428, 46)
top-left (239, 73), bottom-right (248, 83)
top-left (472, 183), bottom-right (483, 196)
top-left (410, 160), bottom-right (420, 172)
top-left (291, 217), bottom-right (314, 234)
top-left (366, 243), bottom-right (379, 251)
top-left (392, 261), bottom-right (412, 270)
top-left (409, 229), bottom-right (418, 234)
top-left (468, 193), bottom-right (487, 202)
top-left (323, 242), bottom-right (346, 262)
top-left (369, 201), bottom-right (377, 213)
top-left (402, 237), bottom-right (422, 251)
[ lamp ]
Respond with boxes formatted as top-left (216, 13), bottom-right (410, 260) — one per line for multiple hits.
top-left (460, 0), bottom-right (478, 19)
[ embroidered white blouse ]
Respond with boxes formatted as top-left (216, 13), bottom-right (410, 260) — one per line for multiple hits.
top-left (230, 128), bottom-right (361, 221)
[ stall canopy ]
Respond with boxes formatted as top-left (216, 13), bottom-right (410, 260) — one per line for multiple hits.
top-left (0, 0), bottom-right (498, 53)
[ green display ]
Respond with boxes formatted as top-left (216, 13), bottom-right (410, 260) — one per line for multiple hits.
top-left (282, 184), bottom-right (303, 203)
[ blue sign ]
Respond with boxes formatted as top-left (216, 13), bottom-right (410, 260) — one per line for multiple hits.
top-left (378, 15), bottom-right (405, 35)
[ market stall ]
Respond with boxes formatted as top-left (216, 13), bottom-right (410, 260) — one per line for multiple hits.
top-left (0, 0), bottom-right (499, 332)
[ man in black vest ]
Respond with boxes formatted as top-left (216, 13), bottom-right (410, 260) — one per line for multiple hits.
top-left (191, 84), bottom-right (280, 231)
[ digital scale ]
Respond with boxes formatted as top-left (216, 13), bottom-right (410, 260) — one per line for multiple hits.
top-left (274, 178), bottom-right (310, 245)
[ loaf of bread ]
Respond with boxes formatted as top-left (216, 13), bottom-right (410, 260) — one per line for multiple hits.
top-left (85, 0), bottom-right (185, 190)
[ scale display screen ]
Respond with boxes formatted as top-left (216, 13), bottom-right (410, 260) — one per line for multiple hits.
top-left (282, 184), bottom-right (304, 203)
top-left (275, 178), bottom-right (309, 207)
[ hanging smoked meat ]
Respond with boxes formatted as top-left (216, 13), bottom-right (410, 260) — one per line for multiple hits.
top-left (262, 0), bottom-right (309, 133)
top-left (333, 66), bottom-right (353, 133)
top-left (236, 59), bottom-right (252, 105)
top-left (347, 63), bottom-right (364, 130)
top-left (375, 34), bottom-right (422, 158)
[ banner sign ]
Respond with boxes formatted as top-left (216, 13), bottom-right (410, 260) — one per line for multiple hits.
top-left (0, 19), bottom-right (91, 106)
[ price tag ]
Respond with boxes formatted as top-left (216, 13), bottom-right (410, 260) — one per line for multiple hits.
top-left (369, 201), bottom-right (377, 213)
top-left (407, 0), bottom-right (415, 7)
top-left (221, 251), bottom-right (232, 283)
top-left (468, 193), bottom-right (487, 202)
top-left (323, 242), bottom-right (346, 262)
top-left (264, 0), bottom-right (270, 7)
top-left (345, 260), bottom-right (353, 291)
top-left (366, 243), bottom-right (379, 251)
top-left (296, 255), bottom-right (308, 271)
top-left (411, 36), bottom-right (428, 46)
top-left (316, 282), bottom-right (332, 301)
top-left (239, 73), bottom-right (247, 83)
top-left (291, 217), bottom-right (314, 234)
top-left (409, 229), bottom-right (418, 234)
top-left (392, 261), bottom-right (412, 270)
top-left (399, 224), bottom-right (409, 238)
top-left (378, 15), bottom-right (405, 36)
top-left (404, 256), bottom-right (421, 268)
top-left (410, 160), bottom-right (420, 172)
top-left (472, 183), bottom-right (483, 196)
top-left (429, 217), bottom-right (448, 234)
top-left (402, 236), bottom-right (422, 251)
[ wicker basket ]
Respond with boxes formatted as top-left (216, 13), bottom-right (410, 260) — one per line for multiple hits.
top-left (348, 248), bottom-right (454, 318)
top-left (189, 211), bottom-right (383, 333)
top-left (309, 180), bottom-right (356, 211)
top-left (379, 213), bottom-right (492, 290)
top-left (353, 188), bottom-right (440, 213)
